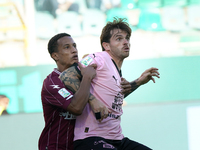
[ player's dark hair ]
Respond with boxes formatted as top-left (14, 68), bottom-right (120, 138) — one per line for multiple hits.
top-left (48, 33), bottom-right (71, 55)
top-left (0, 94), bottom-right (10, 103)
top-left (0, 94), bottom-right (7, 99)
top-left (100, 17), bottom-right (132, 51)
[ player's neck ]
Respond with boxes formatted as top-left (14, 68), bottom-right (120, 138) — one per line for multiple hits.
top-left (112, 58), bottom-right (123, 70)
top-left (57, 65), bottom-right (66, 73)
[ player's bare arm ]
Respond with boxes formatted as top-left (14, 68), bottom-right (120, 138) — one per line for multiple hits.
top-left (121, 67), bottom-right (160, 98)
top-left (88, 93), bottom-right (110, 122)
top-left (60, 65), bottom-right (81, 93)
top-left (121, 78), bottom-right (140, 98)
top-left (59, 63), bottom-right (95, 115)
top-left (59, 63), bottom-right (109, 121)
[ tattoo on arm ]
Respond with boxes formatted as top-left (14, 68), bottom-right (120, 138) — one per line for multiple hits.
top-left (124, 79), bottom-right (140, 98)
top-left (89, 93), bottom-right (96, 102)
top-left (130, 79), bottom-right (140, 92)
top-left (59, 65), bottom-right (96, 103)
top-left (59, 66), bottom-right (81, 94)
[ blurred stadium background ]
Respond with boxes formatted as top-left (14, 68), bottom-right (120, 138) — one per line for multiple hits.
top-left (0, 0), bottom-right (200, 150)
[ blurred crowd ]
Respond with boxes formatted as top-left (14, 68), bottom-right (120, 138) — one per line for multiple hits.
top-left (34, 0), bottom-right (122, 19)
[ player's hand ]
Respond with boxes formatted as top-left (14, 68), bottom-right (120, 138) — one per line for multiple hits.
top-left (78, 63), bottom-right (97, 80)
top-left (137, 67), bottom-right (160, 85)
top-left (89, 98), bottom-right (110, 122)
top-left (120, 78), bottom-right (132, 95)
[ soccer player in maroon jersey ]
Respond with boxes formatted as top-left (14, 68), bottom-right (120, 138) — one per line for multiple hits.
top-left (38, 33), bottom-right (108, 150)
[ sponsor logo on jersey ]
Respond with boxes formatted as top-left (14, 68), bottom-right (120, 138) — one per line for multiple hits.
top-left (80, 56), bottom-right (93, 66)
top-left (58, 88), bottom-right (71, 98)
top-left (59, 111), bottom-right (76, 120)
top-left (108, 113), bottom-right (120, 119)
top-left (112, 92), bottom-right (123, 112)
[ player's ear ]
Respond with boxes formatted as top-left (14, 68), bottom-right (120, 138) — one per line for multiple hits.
top-left (51, 52), bottom-right (58, 61)
top-left (102, 42), bottom-right (110, 51)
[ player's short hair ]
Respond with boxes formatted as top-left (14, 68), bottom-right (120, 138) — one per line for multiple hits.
top-left (0, 94), bottom-right (7, 99)
top-left (100, 17), bottom-right (132, 51)
top-left (0, 94), bottom-right (9, 102)
top-left (48, 33), bottom-right (71, 55)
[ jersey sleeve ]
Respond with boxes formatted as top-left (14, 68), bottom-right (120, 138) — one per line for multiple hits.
top-left (42, 75), bottom-right (73, 110)
top-left (80, 53), bottom-right (104, 70)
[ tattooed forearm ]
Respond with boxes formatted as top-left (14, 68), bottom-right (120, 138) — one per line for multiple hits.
top-left (59, 66), bottom-right (81, 94)
top-left (130, 79), bottom-right (140, 92)
top-left (89, 93), bottom-right (96, 102)
top-left (124, 79), bottom-right (140, 98)
top-left (59, 65), bottom-right (97, 102)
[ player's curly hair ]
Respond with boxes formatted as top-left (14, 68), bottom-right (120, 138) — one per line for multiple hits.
top-left (100, 17), bottom-right (132, 51)
top-left (48, 33), bottom-right (71, 55)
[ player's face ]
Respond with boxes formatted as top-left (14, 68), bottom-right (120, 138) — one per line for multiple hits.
top-left (0, 97), bottom-right (9, 109)
top-left (56, 36), bottom-right (78, 69)
top-left (107, 29), bottom-right (130, 61)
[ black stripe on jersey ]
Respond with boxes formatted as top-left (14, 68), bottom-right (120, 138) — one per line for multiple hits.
top-left (111, 59), bottom-right (122, 77)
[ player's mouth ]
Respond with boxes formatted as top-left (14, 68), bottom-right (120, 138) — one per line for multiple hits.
top-left (123, 46), bottom-right (130, 52)
top-left (72, 55), bottom-right (78, 60)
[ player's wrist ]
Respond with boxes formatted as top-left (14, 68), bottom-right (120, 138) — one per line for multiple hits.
top-left (130, 79), bottom-right (140, 91)
top-left (135, 77), bottom-right (143, 86)
top-left (82, 75), bottom-right (93, 82)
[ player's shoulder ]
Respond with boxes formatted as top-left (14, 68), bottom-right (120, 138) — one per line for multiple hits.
top-left (82, 51), bottom-right (106, 59)
top-left (92, 51), bottom-right (108, 58)
top-left (43, 71), bottom-right (63, 89)
top-left (80, 52), bottom-right (106, 67)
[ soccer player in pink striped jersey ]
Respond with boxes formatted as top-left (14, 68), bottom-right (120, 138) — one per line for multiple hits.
top-left (60, 18), bottom-right (160, 150)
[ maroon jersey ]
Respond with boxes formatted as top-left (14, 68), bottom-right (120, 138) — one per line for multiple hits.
top-left (39, 69), bottom-right (76, 150)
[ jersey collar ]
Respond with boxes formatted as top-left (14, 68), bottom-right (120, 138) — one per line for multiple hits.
top-left (111, 59), bottom-right (122, 77)
top-left (54, 68), bottom-right (61, 75)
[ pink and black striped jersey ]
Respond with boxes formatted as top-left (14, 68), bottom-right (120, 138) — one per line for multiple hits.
top-left (74, 51), bottom-right (124, 141)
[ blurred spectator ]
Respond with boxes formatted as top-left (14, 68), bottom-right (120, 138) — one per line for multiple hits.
top-left (34, 0), bottom-right (80, 17)
top-left (0, 94), bottom-right (9, 116)
top-left (85, 0), bottom-right (102, 10)
top-left (34, 0), bottom-right (59, 18)
top-left (101, 0), bottom-right (121, 12)
top-left (34, 0), bottom-right (80, 32)
top-left (57, 0), bottom-right (80, 14)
